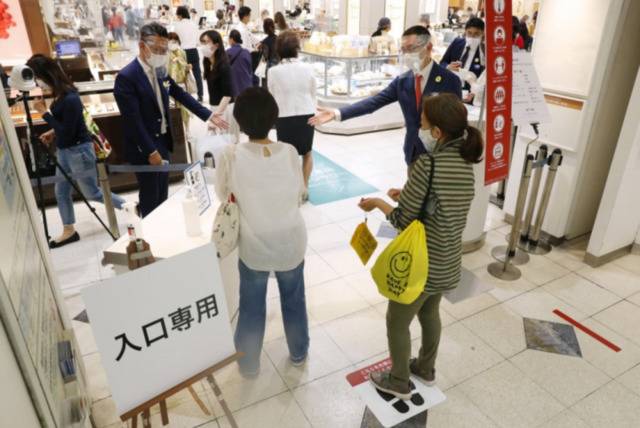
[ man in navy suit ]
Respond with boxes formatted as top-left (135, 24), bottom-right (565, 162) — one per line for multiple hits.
top-left (114, 23), bottom-right (226, 217)
top-left (440, 17), bottom-right (485, 85)
top-left (309, 26), bottom-right (461, 166)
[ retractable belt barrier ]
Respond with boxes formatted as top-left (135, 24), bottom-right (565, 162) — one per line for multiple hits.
top-left (488, 147), bottom-right (564, 281)
top-left (30, 161), bottom-right (199, 241)
top-left (29, 163), bottom-right (195, 187)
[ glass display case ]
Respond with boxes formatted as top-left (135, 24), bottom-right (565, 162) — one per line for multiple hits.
top-left (299, 50), bottom-right (405, 134)
top-left (301, 51), bottom-right (400, 99)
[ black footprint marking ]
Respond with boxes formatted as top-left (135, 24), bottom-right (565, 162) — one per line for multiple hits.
top-left (410, 393), bottom-right (425, 406)
top-left (376, 389), bottom-right (395, 402)
top-left (392, 400), bottom-right (410, 413)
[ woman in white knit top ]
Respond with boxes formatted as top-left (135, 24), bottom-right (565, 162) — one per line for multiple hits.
top-left (214, 88), bottom-right (309, 377)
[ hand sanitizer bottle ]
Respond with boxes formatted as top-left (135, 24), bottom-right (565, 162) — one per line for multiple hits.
top-left (182, 189), bottom-right (202, 237)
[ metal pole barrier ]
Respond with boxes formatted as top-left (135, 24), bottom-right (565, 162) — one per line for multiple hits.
top-left (488, 154), bottom-right (534, 280)
top-left (96, 159), bottom-right (120, 239)
top-left (521, 149), bottom-right (563, 255)
top-left (492, 152), bottom-right (534, 266)
top-left (519, 145), bottom-right (548, 244)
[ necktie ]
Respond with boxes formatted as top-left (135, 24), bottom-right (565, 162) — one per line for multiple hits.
top-left (460, 46), bottom-right (471, 67)
top-left (415, 74), bottom-right (423, 109)
top-left (150, 70), bottom-right (167, 135)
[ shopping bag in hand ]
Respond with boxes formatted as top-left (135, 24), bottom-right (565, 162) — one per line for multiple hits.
top-left (370, 220), bottom-right (428, 304)
top-left (350, 220), bottom-right (378, 265)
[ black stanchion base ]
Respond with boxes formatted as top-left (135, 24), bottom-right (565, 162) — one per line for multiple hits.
top-left (518, 240), bottom-right (552, 255)
top-left (360, 407), bottom-right (428, 428)
top-left (489, 193), bottom-right (505, 209)
top-left (487, 261), bottom-right (522, 281)
top-left (491, 245), bottom-right (530, 265)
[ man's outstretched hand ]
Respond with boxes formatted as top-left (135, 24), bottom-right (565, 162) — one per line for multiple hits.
top-left (308, 107), bottom-right (336, 126)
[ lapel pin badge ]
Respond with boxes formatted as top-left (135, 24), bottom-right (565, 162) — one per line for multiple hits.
top-left (435, 76), bottom-right (442, 83)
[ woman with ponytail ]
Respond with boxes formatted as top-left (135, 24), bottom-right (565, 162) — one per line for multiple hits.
top-left (358, 93), bottom-right (482, 399)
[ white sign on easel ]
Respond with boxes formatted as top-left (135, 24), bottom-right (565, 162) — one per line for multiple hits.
top-left (82, 243), bottom-right (235, 416)
top-left (512, 50), bottom-right (552, 126)
top-left (184, 162), bottom-right (211, 215)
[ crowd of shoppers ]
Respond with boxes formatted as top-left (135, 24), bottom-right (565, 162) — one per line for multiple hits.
top-left (37, 6), bottom-right (491, 402)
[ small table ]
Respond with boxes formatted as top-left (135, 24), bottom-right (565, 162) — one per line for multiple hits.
top-left (102, 184), bottom-right (240, 320)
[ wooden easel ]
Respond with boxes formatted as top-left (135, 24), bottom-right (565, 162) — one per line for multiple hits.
top-left (122, 352), bottom-right (242, 428)
top-left (122, 242), bottom-right (241, 428)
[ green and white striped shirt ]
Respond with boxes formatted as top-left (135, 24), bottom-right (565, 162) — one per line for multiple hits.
top-left (388, 137), bottom-right (475, 294)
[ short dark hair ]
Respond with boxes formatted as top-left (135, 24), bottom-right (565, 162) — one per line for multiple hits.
top-left (238, 6), bottom-right (251, 20)
top-left (402, 25), bottom-right (430, 38)
top-left (167, 32), bottom-right (181, 44)
top-left (140, 22), bottom-right (168, 41)
top-left (276, 31), bottom-right (300, 59)
top-left (233, 88), bottom-right (278, 139)
top-left (176, 5), bottom-right (190, 19)
top-left (465, 17), bottom-right (485, 31)
top-left (229, 29), bottom-right (242, 44)
top-left (263, 18), bottom-right (275, 36)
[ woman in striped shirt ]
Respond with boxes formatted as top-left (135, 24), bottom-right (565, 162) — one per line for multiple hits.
top-left (358, 93), bottom-right (483, 399)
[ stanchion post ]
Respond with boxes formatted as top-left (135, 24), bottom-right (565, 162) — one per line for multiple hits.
top-left (525, 149), bottom-right (563, 255)
top-left (96, 159), bottom-right (120, 239)
top-left (520, 145), bottom-right (548, 243)
top-left (488, 154), bottom-right (535, 280)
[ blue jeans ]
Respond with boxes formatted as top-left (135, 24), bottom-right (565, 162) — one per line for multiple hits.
top-left (55, 142), bottom-right (126, 225)
top-left (235, 259), bottom-right (309, 373)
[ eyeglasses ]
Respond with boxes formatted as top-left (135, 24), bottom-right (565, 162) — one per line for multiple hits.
top-left (144, 42), bottom-right (168, 55)
top-left (400, 44), bottom-right (426, 54)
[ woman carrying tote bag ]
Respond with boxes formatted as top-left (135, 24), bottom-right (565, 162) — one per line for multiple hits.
top-left (358, 93), bottom-right (482, 399)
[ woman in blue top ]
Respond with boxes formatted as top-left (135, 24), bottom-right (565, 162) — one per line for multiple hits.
top-left (27, 54), bottom-right (126, 248)
top-left (226, 30), bottom-right (253, 97)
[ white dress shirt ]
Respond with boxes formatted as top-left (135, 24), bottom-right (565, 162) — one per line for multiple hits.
top-left (137, 57), bottom-right (167, 134)
top-left (234, 21), bottom-right (260, 51)
top-left (268, 59), bottom-right (317, 117)
top-left (334, 60), bottom-right (434, 121)
top-left (171, 18), bottom-right (199, 49)
top-left (214, 142), bottom-right (307, 271)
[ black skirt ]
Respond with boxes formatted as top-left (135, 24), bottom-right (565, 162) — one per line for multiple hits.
top-left (276, 114), bottom-right (315, 156)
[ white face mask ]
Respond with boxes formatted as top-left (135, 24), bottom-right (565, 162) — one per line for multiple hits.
top-left (168, 42), bottom-right (179, 51)
top-left (35, 78), bottom-right (50, 90)
top-left (419, 128), bottom-right (438, 152)
top-left (401, 52), bottom-right (423, 73)
top-left (466, 36), bottom-right (481, 50)
top-left (200, 44), bottom-right (214, 58)
top-left (148, 52), bottom-right (169, 68)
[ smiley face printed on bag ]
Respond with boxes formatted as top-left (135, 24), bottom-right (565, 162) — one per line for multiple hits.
top-left (390, 252), bottom-right (412, 279)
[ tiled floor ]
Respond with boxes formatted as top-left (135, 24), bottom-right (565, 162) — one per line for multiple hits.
top-left (48, 127), bottom-right (640, 428)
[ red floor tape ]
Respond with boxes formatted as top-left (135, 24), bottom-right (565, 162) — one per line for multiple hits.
top-left (553, 309), bottom-right (621, 352)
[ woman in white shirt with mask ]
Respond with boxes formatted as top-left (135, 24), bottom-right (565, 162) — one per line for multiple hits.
top-left (267, 31), bottom-right (317, 201)
top-left (214, 88), bottom-right (309, 377)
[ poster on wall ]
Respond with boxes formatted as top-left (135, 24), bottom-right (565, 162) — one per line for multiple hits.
top-left (0, 0), bottom-right (32, 61)
top-left (484, 0), bottom-right (513, 185)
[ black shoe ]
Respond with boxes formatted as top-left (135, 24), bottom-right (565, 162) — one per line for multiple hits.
top-left (49, 232), bottom-right (80, 249)
top-left (198, 96), bottom-right (203, 103)
top-left (409, 358), bottom-right (436, 386)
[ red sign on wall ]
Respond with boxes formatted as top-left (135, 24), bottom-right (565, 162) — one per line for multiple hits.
top-left (484, 0), bottom-right (513, 185)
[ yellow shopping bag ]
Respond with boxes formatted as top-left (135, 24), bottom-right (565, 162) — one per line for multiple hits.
top-left (370, 220), bottom-right (429, 304)
top-left (350, 221), bottom-right (378, 265)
